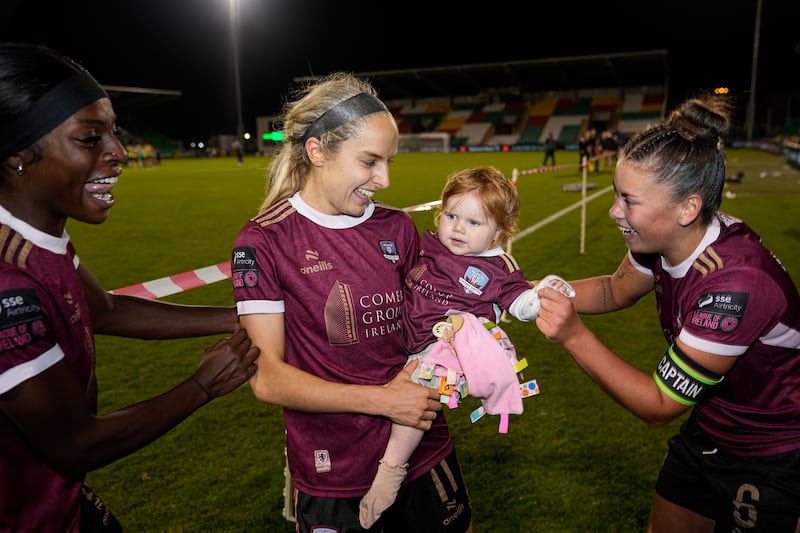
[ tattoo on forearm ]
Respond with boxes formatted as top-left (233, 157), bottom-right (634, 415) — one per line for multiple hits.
top-left (602, 279), bottom-right (608, 308)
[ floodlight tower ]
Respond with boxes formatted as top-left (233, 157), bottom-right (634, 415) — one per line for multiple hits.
top-left (745, 0), bottom-right (762, 141)
top-left (229, 0), bottom-right (244, 140)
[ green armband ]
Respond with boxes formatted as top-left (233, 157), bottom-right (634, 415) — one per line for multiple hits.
top-left (653, 344), bottom-right (724, 406)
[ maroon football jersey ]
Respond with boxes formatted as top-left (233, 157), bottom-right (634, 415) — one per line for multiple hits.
top-left (632, 212), bottom-right (800, 456)
top-left (232, 195), bottom-right (452, 498)
top-left (403, 230), bottom-right (533, 353)
top-left (0, 206), bottom-right (96, 532)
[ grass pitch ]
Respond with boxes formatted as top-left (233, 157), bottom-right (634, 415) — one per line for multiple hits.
top-left (73, 149), bottom-right (800, 532)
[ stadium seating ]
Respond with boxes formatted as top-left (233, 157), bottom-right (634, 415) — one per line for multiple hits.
top-left (435, 109), bottom-right (471, 137)
top-left (386, 85), bottom-right (666, 150)
top-left (617, 89), bottom-right (665, 136)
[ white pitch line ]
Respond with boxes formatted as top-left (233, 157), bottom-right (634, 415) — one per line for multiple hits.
top-left (513, 185), bottom-right (613, 242)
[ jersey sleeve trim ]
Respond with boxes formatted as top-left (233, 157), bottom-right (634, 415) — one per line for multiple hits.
top-left (678, 328), bottom-right (747, 357)
top-left (627, 250), bottom-right (653, 276)
top-left (761, 322), bottom-right (800, 349)
top-left (0, 344), bottom-right (64, 394)
top-left (236, 299), bottom-right (285, 316)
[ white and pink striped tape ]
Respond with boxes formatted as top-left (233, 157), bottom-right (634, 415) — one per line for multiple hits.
top-left (110, 262), bottom-right (232, 299)
top-left (109, 201), bottom-right (441, 299)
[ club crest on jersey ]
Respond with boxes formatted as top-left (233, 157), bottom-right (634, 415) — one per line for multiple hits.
top-left (379, 240), bottom-right (400, 263)
top-left (689, 291), bottom-right (748, 333)
top-left (459, 266), bottom-right (489, 295)
top-left (314, 449), bottom-right (331, 473)
top-left (231, 246), bottom-right (258, 288)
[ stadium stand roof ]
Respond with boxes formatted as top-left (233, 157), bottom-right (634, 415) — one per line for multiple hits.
top-left (294, 50), bottom-right (669, 101)
top-left (102, 86), bottom-right (184, 151)
top-left (103, 85), bottom-right (182, 110)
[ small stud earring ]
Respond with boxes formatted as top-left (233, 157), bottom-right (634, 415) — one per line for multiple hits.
top-left (16, 164), bottom-right (23, 176)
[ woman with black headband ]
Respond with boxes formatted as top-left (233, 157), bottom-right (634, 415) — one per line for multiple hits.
top-left (0, 43), bottom-right (259, 531)
top-left (232, 72), bottom-right (473, 532)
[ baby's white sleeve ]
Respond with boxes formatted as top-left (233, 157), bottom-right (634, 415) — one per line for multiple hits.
top-left (508, 288), bottom-right (539, 322)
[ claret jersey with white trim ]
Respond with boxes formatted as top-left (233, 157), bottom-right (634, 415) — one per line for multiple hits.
top-left (631, 212), bottom-right (800, 456)
top-left (232, 194), bottom-right (452, 498)
top-left (0, 205), bottom-right (95, 532)
top-left (403, 230), bottom-right (533, 353)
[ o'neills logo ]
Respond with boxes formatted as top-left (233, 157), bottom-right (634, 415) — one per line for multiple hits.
top-left (300, 249), bottom-right (333, 275)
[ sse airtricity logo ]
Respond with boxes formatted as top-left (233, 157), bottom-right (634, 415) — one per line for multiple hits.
top-left (690, 291), bottom-right (748, 333)
top-left (0, 289), bottom-right (44, 351)
top-left (231, 247), bottom-right (258, 288)
top-left (1, 290), bottom-right (41, 320)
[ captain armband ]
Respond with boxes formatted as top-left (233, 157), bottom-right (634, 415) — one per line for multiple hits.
top-left (653, 344), bottom-right (724, 406)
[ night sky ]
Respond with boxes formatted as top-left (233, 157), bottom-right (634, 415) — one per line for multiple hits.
top-left (5, 0), bottom-right (798, 144)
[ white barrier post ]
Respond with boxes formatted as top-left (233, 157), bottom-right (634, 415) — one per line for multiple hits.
top-left (580, 156), bottom-right (587, 255)
top-left (500, 168), bottom-right (519, 323)
top-left (282, 448), bottom-right (296, 522)
top-left (507, 168), bottom-right (518, 257)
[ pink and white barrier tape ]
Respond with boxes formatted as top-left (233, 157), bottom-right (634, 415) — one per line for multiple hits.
top-left (110, 262), bottom-right (232, 299)
top-left (110, 202), bottom-right (439, 299)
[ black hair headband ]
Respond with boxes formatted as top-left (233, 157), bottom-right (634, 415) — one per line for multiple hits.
top-left (0, 71), bottom-right (108, 160)
top-left (300, 92), bottom-right (388, 144)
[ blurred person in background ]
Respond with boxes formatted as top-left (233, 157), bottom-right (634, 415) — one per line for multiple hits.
top-left (543, 132), bottom-right (557, 166)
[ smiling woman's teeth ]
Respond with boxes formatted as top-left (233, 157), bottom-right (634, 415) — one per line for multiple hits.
top-left (618, 226), bottom-right (636, 236)
top-left (85, 176), bottom-right (118, 200)
top-left (357, 187), bottom-right (374, 198)
top-left (84, 177), bottom-right (118, 189)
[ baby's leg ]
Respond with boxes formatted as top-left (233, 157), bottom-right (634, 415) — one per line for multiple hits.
top-left (381, 421), bottom-right (423, 466)
top-left (359, 423), bottom-right (423, 528)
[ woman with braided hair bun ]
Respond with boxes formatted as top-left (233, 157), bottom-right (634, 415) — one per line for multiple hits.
top-left (535, 93), bottom-right (800, 532)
